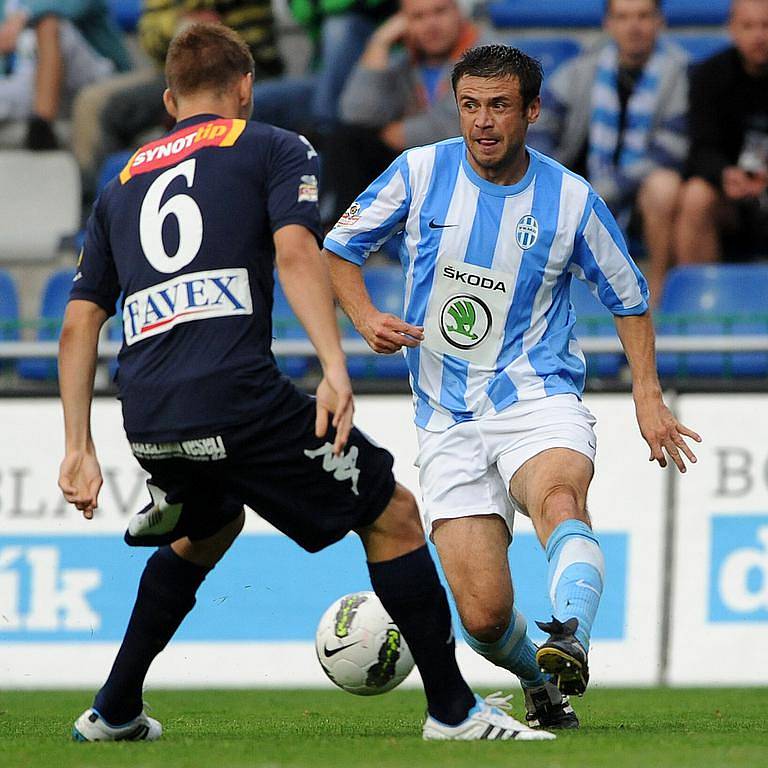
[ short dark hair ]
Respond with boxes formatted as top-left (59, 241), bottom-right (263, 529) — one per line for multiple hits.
top-left (605, 0), bottom-right (662, 14)
top-left (165, 22), bottom-right (254, 98)
top-left (451, 45), bottom-right (543, 107)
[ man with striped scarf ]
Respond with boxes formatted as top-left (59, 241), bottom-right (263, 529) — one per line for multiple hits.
top-left (530, 0), bottom-right (688, 305)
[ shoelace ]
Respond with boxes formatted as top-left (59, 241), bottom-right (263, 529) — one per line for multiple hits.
top-left (483, 691), bottom-right (514, 713)
top-left (478, 691), bottom-right (531, 731)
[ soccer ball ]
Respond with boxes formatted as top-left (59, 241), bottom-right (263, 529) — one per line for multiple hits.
top-left (315, 591), bottom-right (415, 695)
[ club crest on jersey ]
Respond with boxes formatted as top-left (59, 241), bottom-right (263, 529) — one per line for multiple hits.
top-left (516, 215), bottom-right (539, 250)
top-left (122, 268), bottom-right (253, 346)
top-left (439, 294), bottom-right (492, 350)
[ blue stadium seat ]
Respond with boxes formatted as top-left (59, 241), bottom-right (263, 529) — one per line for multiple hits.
top-left (657, 265), bottom-right (768, 377)
top-left (346, 266), bottom-right (409, 380)
top-left (504, 37), bottom-right (581, 76)
top-left (96, 150), bottom-right (133, 196)
top-left (569, 277), bottom-right (623, 378)
top-left (272, 277), bottom-right (310, 378)
top-left (108, 0), bottom-right (141, 32)
top-left (17, 269), bottom-right (75, 381)
top-left (487, 0), bottom-right (729, 29)
top-left (666, 33), bottom-right (730, 64)
top-left (0, 270), bottom-right (20, 371)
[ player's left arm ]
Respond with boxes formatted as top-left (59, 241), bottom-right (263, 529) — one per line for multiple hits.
top-left (58, 299), bottom-right (109, 518)
top-left (614, 313), bottom-right (701, 473)
top-left (571, 193), bottom-right (701, 472)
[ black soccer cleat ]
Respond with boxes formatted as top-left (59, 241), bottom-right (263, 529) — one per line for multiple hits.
top-left (524, 681), bottom-right (580, 729)
top-left (535, 617), bottom-right (590, 696)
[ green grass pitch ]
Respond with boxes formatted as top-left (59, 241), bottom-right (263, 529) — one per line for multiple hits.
top-left (3, 688), bottom-right (767, 768)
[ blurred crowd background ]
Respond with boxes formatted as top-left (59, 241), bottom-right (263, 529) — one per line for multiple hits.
top-left (0, 0), bottom-right (767, 390)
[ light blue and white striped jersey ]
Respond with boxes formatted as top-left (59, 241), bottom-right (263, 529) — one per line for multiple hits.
top-left (324, 139), bottom-right (649, 432)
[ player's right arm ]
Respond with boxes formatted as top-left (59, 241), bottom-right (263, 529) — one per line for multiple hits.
top-left (326, 255), bottom-right (423, 354)
top-left (274, 225), bottom-right (353, 456)
top-left (323, 155), bottom-right (424, 353)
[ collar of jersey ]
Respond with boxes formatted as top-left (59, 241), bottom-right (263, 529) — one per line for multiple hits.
top-left (460, 145), bottom-right (538, 197)
top-left (172, 113), bottom-right (225, 131)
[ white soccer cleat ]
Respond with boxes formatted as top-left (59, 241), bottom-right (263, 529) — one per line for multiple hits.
top-left (72, 708), bottom-right (162, 742)
top-left (423, 692), bottom-right (556, 741)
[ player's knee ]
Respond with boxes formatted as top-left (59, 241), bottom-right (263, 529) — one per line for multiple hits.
top-left (539, 483), bottom-right (586, 528)
top-left (379, 483), bottom-right (423, 546)
top-left (462, 606), bottom-right (513, 644)
top-left (174, 509), bottom-right (245, 568)
top-left (358, 483), bottom-right (424, 558)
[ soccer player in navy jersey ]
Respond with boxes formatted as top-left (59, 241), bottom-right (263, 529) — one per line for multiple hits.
top-left (58, 24), bottom-right (555, 743)
top-left (325, 44), bottom-right (701, 727)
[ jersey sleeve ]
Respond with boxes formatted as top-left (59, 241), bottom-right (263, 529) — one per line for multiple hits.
top-left (323, 154), bottom-right (410, 265)
top-left (266, 130), bottom-right (322, 243)
top-left (569, 194), bottom-right (649, 315)
top-left (69, 193), bottom-right (120, 316)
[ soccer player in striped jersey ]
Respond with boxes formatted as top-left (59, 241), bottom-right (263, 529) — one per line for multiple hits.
top-left (324, 44), bottom-right (701, 729)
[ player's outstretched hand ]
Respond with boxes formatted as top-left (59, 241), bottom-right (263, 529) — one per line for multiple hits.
top-left (58, 448), bottom-right (103, 519)
top-left (359, 309), bottom-right (424, 354)
top-left (635, 395), bottom-right (702, 473)
top-left (315, 362), bottom-right (355, 456)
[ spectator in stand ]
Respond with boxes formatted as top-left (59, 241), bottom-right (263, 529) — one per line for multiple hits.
top-left (250, 0), bottom-right (398, 136)
top-left (72, 0), bottom-right (283, 188)
top-left (529, 0), bottom-right (688, 306)
top-left (321, 0), bottom-right (482, 225)
top-left (0, 0), bottom-right (131, 150)
top-left (675, 0), bottom-right (768, 265)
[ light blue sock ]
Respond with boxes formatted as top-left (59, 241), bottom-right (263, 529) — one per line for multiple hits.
top-left (461, 606), bottom-right (547, 688)
top-left (546, 520), bottom-right (605, 652)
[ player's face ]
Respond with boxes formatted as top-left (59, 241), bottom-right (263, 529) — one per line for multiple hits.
top-left (604, 0), bottom-right (662, 63)
top-left (730, 0), bottom-right (768, 71)
top-left (403, 0), bottom-right (463, 60)
top-left (456, 75), bottom-right (540, 179)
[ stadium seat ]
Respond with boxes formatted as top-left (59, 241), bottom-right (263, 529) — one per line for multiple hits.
top-left (17, 269), bottom-right (75, 381)
top-left (666, 33), bottom-right (730, 64)
top-left (96, 150), bottom-right (133, 196)
top-left (0, 269), bottom-right (20, 371)
top-left (569, 277), bottom-right (623, 378)
top-left (657, 264), bottom-right (768, 377)
top-left (346, 266), bottom-right (409, 380)
top-left (108, 0), bottom-right (141, 32)
top-left (487, 0), bottom-right (729, 29)
top-left (0, 152), bottom-right (80, 260)
top-left (504, 37), bottom-right (581, 76)
top-left (272, 276), bottom-right (310, 378)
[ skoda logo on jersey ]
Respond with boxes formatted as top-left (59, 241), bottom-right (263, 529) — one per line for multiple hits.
top-left (439, 294), bottom-right (492, 350)
top-left (516, 215), bottom-right (539, 250)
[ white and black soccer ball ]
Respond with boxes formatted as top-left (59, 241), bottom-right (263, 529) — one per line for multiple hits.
top-left (315, 591), bottom-right (415, 696)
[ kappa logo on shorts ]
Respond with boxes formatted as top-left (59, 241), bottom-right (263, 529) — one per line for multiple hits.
top-left (304, 442), bottom-right (360, 496)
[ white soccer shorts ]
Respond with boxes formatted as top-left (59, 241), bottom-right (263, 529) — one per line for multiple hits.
top-left (415, 394), bottom-right (597, 538)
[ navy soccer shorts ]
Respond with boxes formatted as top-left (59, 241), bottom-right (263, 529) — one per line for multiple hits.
top-left (126, 387), bottom-right (396, 552)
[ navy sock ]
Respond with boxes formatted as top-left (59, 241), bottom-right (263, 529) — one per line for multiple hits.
top-left (368, 546), bottom-right (475, 725)
top-left (94, 546), bottom-right (210, 724)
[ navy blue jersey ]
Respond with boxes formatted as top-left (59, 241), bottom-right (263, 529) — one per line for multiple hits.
top-left (71, 114), bottom-right (322, 440)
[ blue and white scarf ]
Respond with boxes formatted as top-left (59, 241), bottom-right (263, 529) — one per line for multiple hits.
top-left (587, 41), bottom-right (667, 221)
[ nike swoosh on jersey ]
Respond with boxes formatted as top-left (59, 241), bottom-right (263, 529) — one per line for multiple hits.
top-left (428, 218), bottom-right (457, 229)
top-left (323, 641), bottom-right (362, 658)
